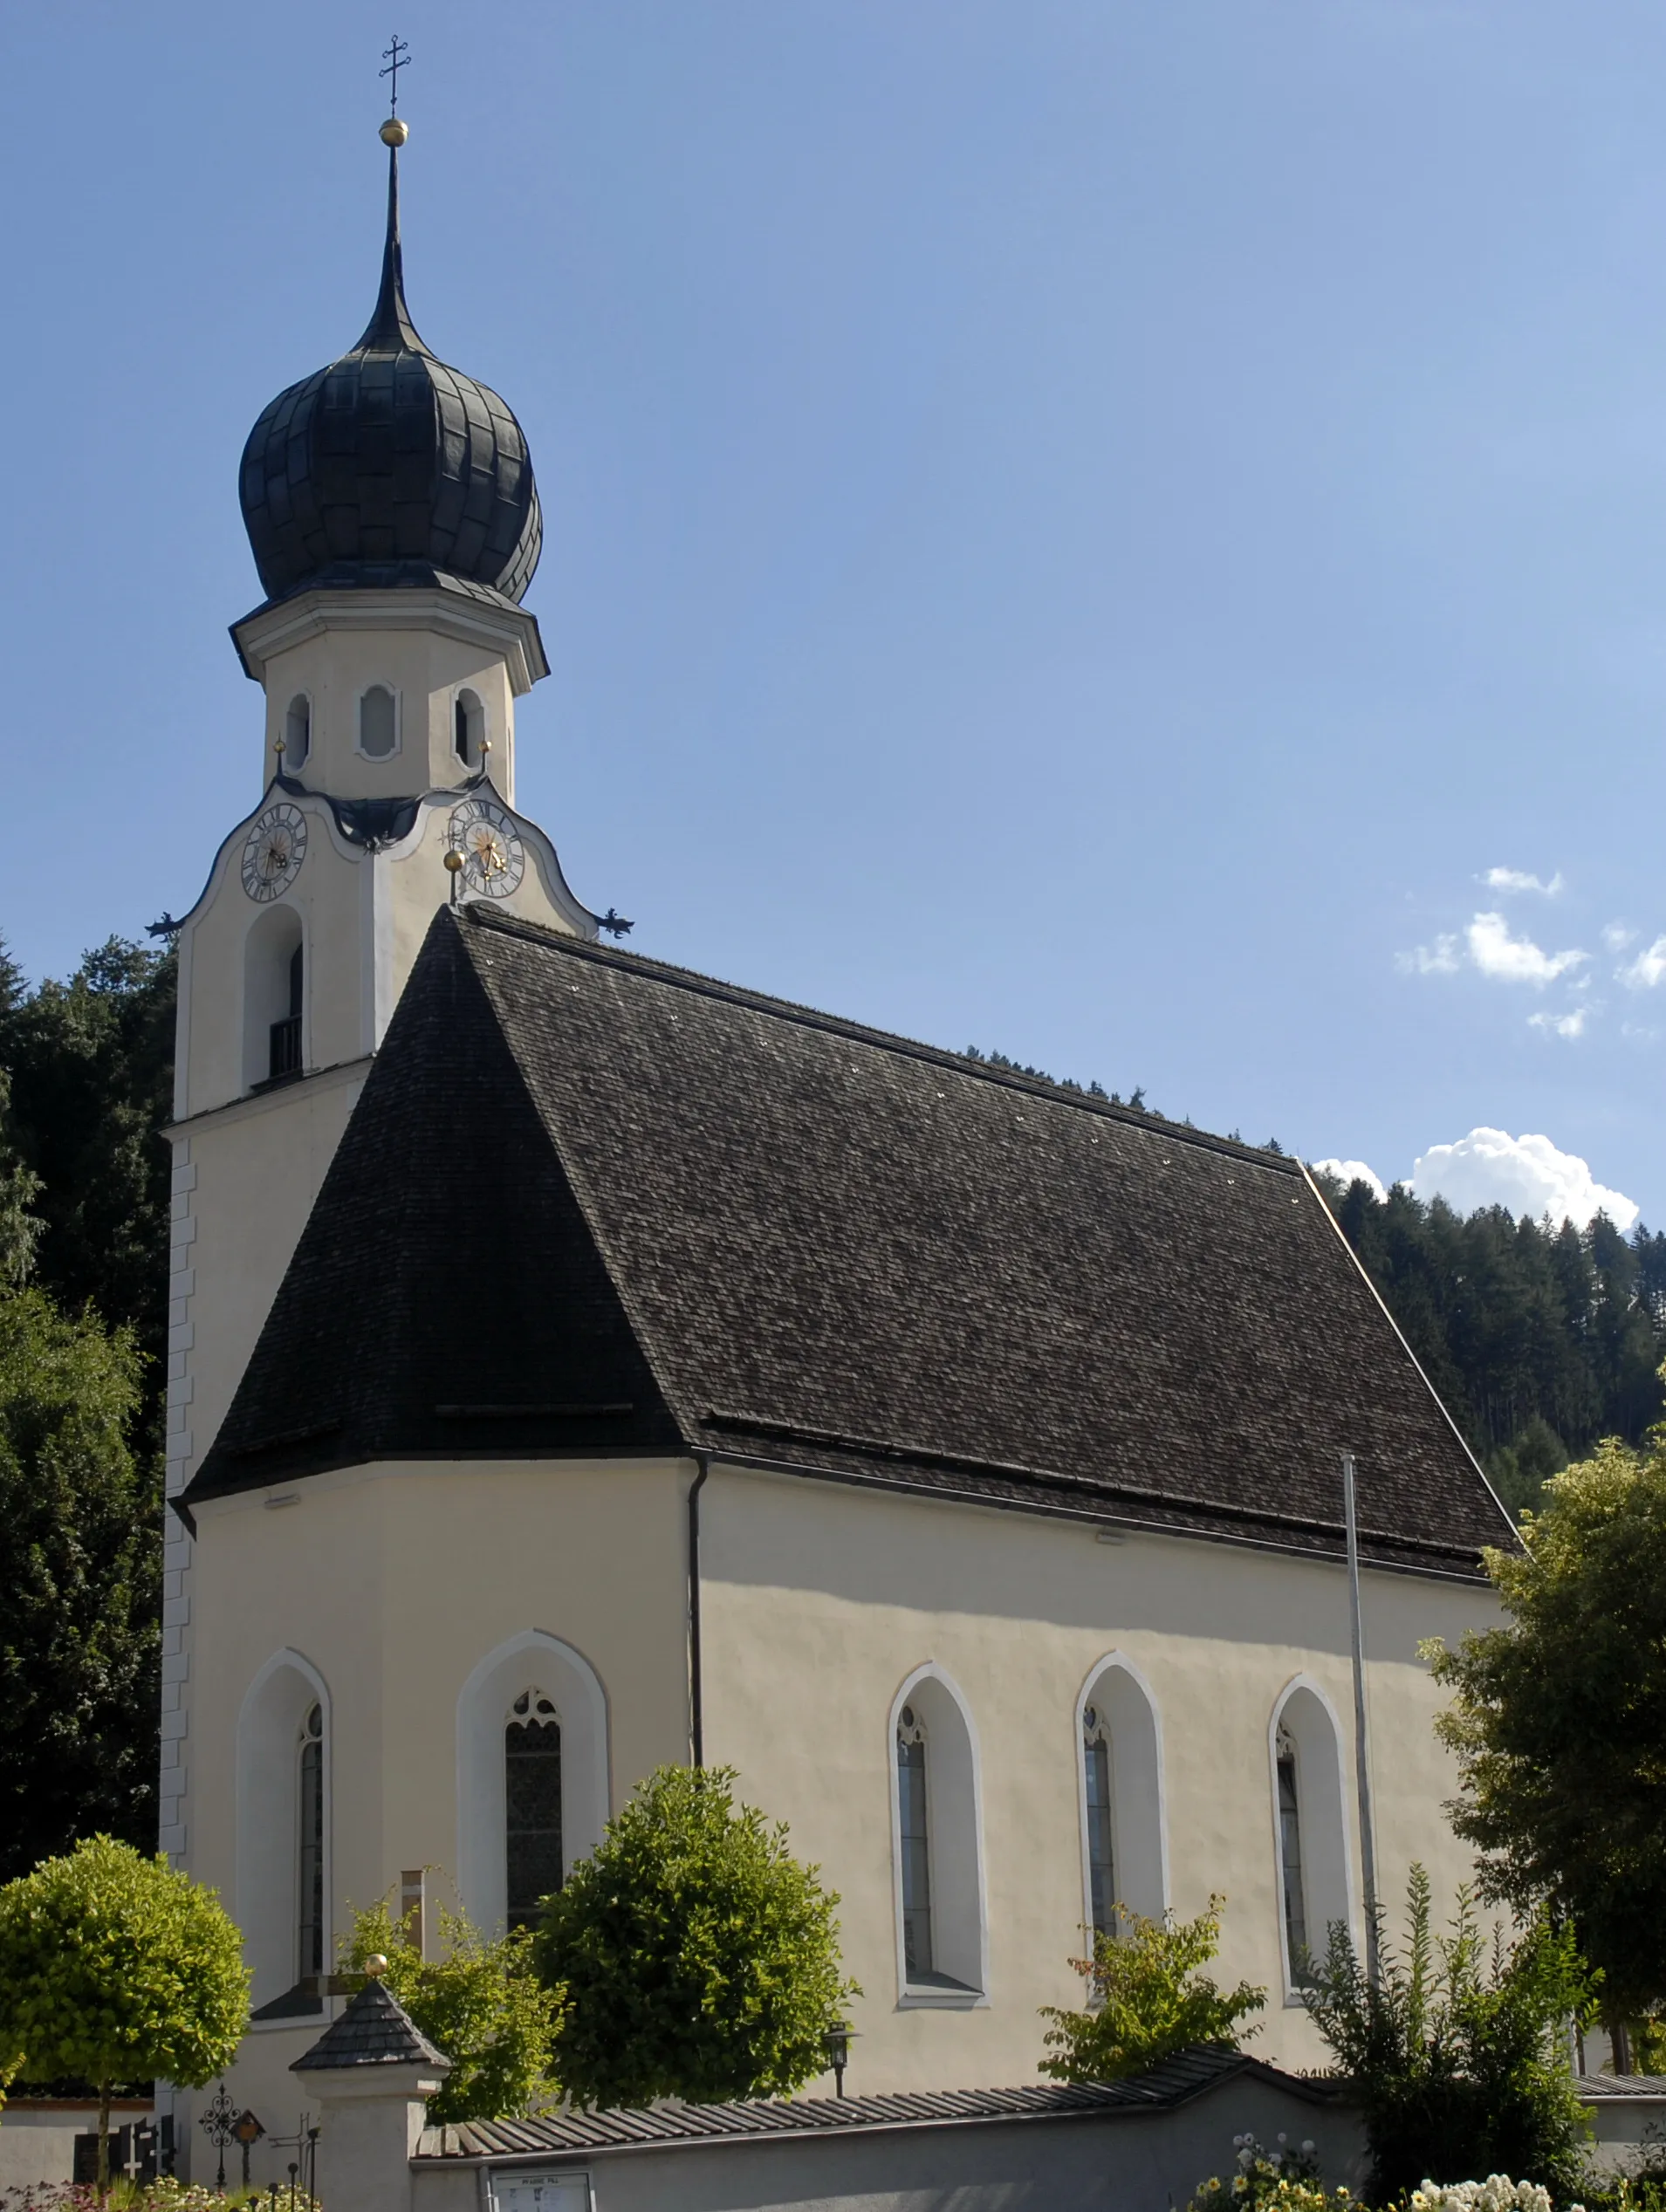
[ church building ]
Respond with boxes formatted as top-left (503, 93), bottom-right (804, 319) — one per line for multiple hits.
top-left (160, 116), bottom-right (1516, 2174)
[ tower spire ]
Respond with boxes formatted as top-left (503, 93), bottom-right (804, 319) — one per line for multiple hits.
top-left (357, 39), bottom-right (423, 353)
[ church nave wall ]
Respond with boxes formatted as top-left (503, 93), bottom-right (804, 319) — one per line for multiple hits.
top-left (695, 1461), bottom-right (1501, 2094)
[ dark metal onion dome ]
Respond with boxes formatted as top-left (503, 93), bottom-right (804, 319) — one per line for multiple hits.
top-left (238, 140), bottom-right (541, 607)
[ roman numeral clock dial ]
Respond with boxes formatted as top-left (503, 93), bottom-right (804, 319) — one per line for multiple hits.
top-left (447, 796), bottom-right (525, 898)
top-left (240, 802), bottom-right (308, 901)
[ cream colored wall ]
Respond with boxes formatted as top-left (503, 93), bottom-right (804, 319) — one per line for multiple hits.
top-left (697, 1464), bottom-right (1498, 2093)
top-left (179, 1457), bottom-right (693, 2183)
top-left (256, 624), bottom-right (519, 803)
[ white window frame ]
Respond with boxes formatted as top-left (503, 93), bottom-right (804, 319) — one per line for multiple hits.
top-left (887, 1664), bottom-right (988, 2009)
top-left (236, 1647), bottom-right (332, 2017)
top-left (354, 681), bottom-right (401, 761)
top-left (1267, 1674), bottom-right (1358, 2003)
top-left (1074, 1652), bottom-right (1169, 1938)
top-left (457, 1630), bottom-right (610, 1935)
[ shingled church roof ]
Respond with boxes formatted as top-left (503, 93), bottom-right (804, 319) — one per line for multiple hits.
top-left (183, 907), bottom-right (1516, 1579)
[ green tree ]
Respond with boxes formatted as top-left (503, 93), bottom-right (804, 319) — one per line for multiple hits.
top-left (0, 938), bottom-right (176, 1453)
top-left (0, 1286), bottom-right (160, 1879)
top-left (0, 1836), bottom-right (249, 2192)
top-left (1038, 1897), bottom-right (1265, 2083)
top-left (534, 1765), bottom-right (858, 2108)
top-left (339, 1894), bottom-right (566, 2125)
top-left (1426, 1429), bottom-right (1666, 2033)
top-left (1302, 1866), bottom-right (1594, 2203)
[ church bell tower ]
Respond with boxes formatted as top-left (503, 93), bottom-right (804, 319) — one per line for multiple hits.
top-left (160, 112), bottom-right (601, 1866)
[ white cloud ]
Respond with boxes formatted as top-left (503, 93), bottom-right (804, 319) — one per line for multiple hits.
top-left (1603, 922), bottom-right (1636, 953)
top-left (1620, 935), bottom-right (1666, 990)
top-left (1481, 866), bottom-right (1564, 896)
top-left (1397, 935), bottom-right (1461, 976)
top-left (1465, 912), bottom-right (1588, 986)
top-left (1312, 1158), bottom-right (1388, 1202)
top-left (1409, 1127), bottom-right (1638, 1231)
top-left (1528, 1008), bottom-right (1587, 1038)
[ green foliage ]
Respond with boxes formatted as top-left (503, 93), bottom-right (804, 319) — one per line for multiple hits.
top-left (1316, 1174), bottom-right (1666, 1470)
top-left (338, 1894), bottom-right (566, 2124)
top-left (1485, 1415), bottom-right (1571, 1521)
top-left (534, 1764), bottom-right (858, 2108)
top-left (1426, 1429), bottom-right (1666, 2025)
top-left (0, 1838), bottom-right (249, 2189)
top-left (1037, 1897), bottom-right (1265, 2083)
top-left (1187, 2133), bottom-right (1354, 2212)
top-left (1301, 1865), bottom-right (1594, 2205)
top-left (0, 1288), bottom-right (160, 1879)
top-left (0, 2185), bottom-right (321, 2211)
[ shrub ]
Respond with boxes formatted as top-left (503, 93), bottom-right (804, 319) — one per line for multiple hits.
top-left (1412, 2179), bottom-right (1582, 2212)
top-left (1302, 1866), bottom-right (1594, 2205)
top-left (1038, 1896), bottom-right (1265, 2083)
top-left (338, 1894), bottom-right (564, 2125)
top-left (0, 2187), bottom-right (320, 2212)
top-left (534, 1765), bottom-right (857, 2108)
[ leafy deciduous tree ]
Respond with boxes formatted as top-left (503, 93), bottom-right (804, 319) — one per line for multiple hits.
top-left (0, 1837), bottom-right (249, 2192)
top-left (1427, 1430), bottom-right (1666, 2031)
top-left (339, 1894), bottom-right (566, 2125)
top-left (1038, 1897), bottom-right (1265, 2083)
top-left (0, 1288), bottom-right (160, 1879)
top-left (534, 1765), bottom-right (857, 2109)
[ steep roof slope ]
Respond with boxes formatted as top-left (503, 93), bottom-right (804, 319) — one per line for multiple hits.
top-left (187, 907), bottom-right (1515, 1577)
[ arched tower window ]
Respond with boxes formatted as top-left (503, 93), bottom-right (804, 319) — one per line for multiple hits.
top-left (505, 1690), bottom-right (562, 1930)
top-left (359, 683), bottom-right (398, 759)
top-left (243, 904), bottom-right (304, 1093)
top-left (1076, 1655), bottom-right (1167, 1938)
top-left (1269, 1679), bottom-right (1353, 1995)
top-left (284, 695), bottom-right (311, 770)
top-left (895, 1705), bottom-right (932, 1977)
top-left (298, 1702), bottom-right (325, 1980)
top-left (454, 688), bottom-right (484, 770)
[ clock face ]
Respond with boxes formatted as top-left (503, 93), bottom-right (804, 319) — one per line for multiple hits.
top-left (241, 802), bottom-right (308, 902)
top-left (447, 796), bottom-right (526, 899)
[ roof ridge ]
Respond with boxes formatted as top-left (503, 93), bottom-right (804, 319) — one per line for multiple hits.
top-left (460, 907), bottom-right (1299, 1177)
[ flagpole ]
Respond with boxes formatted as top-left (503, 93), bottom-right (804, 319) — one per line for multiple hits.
top-left (1341, 1448), bottom-right (1381, 1983)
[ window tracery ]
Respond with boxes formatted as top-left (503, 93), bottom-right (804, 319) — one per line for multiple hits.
top-left (1082, 1702), bottom-right (1116, 1939)
top-left (297, 1702), bottom-right (325, 1981)
top-left (895, 1705), bottom-right (932, 1979)
top-left (1276, 1721), bottom-right (1309, 1977)
top-left (505, 1690), bottom-right (562, 1930)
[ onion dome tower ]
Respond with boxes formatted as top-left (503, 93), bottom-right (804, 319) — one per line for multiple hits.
top-left (237, 120), bottom-right (542, 612)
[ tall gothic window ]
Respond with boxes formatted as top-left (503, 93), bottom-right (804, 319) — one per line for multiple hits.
top-left (505, 1691), bottom-right (562, 1930)
top-left (1082, 1703), bottom-right (1115, 1939)
top-left (1276, 1722), bottom-right (1310, 1979)
top-left (297, 1703), bottom-right (324, 1981)
top-left (896, 1705), bottom-right (933, 1978)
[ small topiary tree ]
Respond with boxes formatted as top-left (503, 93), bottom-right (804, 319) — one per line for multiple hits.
top-left (0, 1837), bottom-right (249, 2193)
top-left (1038, 1896), bottom-right (1265, 2082)
top-left (533, 1764), bottom-right (858, 2108)
top-left (339, 1893), bottom-right (566, 2124)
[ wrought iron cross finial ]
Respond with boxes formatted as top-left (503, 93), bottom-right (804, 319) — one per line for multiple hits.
top-left (381, 34), bottom-right (410, 114)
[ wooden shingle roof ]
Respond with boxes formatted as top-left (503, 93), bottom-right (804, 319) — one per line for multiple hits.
top-left (184, 907), bottom-right (1515, 1578)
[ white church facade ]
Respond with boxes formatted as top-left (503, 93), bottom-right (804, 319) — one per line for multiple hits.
top-left (158, 119), bottom-right (1514, 2176)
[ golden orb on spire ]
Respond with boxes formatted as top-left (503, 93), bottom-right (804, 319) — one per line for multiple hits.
top-left (380, 117), bottom-right (408, 147)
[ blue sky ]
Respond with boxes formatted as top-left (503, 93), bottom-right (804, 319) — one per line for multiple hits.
top-left (1, 3), bottom-right (1663, 1223)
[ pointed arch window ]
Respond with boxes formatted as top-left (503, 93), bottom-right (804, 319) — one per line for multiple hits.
top-left (895, 1705), bottom-right (933, 1978)
top-left (1277, 1721), bottom-right (1311, 1982)
top-left (505, 1691), bottom-right (562, 1930)
top-left (1082, 1703), bottom-right (1115, 1939)
top-left (297, 1702), bottom-right (325, 1982)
